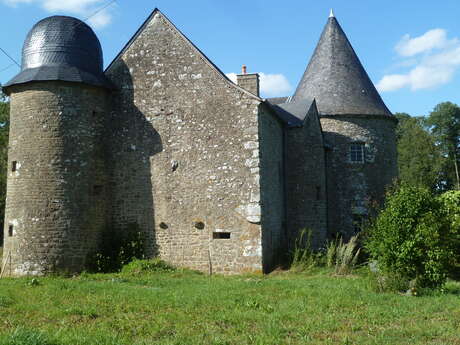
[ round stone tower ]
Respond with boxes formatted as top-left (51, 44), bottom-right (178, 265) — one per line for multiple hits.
top-left (2, 16), bottom-right (111, 275)
top-left (292, 11), bottom-right (398, 238)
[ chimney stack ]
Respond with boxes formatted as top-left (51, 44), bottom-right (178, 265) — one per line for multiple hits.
top-left (236, 65), bottom-right (259, 97)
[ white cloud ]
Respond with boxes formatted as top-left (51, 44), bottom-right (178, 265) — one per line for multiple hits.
top-left (2, 0), bottom-right (114, 28)
top-left (259, 73), bottom-right (292, 96)
top-left (226, 73), bottom-right (237, 83)
top-left (226, 72), bottom-right (292, 97)
top-left (377, 28), bottom-right (460, 92)
top-left (395, 29), bottom-right (450, 57)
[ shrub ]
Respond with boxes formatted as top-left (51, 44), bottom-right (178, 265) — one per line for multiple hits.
top-left (365, 185), bottom-right (452, 289)
top-left (121, 258), bottom-right (176, 274)
top-left (438, 191), bottom-right (460, 251)
top-left (87, 223), bottom-right (145, 273)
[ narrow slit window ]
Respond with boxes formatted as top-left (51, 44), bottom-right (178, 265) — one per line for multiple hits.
top-left (8, 225), bottom-right (13, 237)
top-left (12, 161), bottom-right (17, 172)
top-left (316, 186), bottom-right (321, 200)
top-left (213, 232), bottom-right (231, 239)
top-left (350, 143), bottom-right (365, 163)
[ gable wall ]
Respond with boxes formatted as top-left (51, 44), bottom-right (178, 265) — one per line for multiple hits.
top-left (105, 12), bottom-right (266, 273)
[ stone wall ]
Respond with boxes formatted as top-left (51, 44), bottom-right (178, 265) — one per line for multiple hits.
top-left (258, 103), bottom-right (285, 270)
top-left (2, 81), bottom-right (108, 275)
top-left (105, 11), bottom-right (268, 273)
top-left (320, 115), bottom-right (397, 238)
top-left (285, 106), bottom-right (327, 249)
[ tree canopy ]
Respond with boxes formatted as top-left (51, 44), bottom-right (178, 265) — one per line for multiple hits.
top-left (395, 112), bottom-right (443, 191)
top-left (426, 102), bottom-right (460, 190)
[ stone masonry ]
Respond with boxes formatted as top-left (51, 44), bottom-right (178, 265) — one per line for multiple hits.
top-left (1, 9), bottom-right (397, 275)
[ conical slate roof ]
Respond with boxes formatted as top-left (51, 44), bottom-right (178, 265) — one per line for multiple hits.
top-left (292, 12), bottom-right (392, 116)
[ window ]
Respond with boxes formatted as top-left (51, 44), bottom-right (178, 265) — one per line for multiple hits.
top-left (350, 143), bottom-right (364, 163)
top-left (213, 232), bottom-right (231, 239)
top-left (12, 161), bottom-right (17, 172)
top-left (8, 225), bottom-right (13, 237)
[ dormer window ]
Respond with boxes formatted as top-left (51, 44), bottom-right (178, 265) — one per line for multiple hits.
top-left (350, 143), bottom-right (365, 163)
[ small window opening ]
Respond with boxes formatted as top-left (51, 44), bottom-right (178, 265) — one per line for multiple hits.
top-left (12, 161), bottom-right (17, 172)
top-left (316, 186), bottom-right (321, 200)
top-left (350, 143), bottom-right (365, 163)
top-left (213, 232), bottom-right (230, 239)
top-left (159, 222), bottom-right (168, 229)
top-left (8, 225), bottom-right (13, 237)
top-left (92, 111), bottom-right (97, 117)
top-left (93, 185), bottom-right (103, 196)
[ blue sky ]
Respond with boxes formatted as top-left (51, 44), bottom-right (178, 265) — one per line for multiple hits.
top-left (1, 0), bottom-right (460, 117)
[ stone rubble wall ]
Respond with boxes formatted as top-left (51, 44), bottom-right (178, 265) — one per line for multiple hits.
top-left (2, 82), bottom-right (108, 275)
top-left (105, 12), bottom-right (270, 273)
top-left (320, 115), bottom-right (398, 238)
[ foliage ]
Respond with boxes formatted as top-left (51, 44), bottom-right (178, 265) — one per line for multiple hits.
top-left (395, 112), bottom-right (443, 191)
top-left (289, 229), bottom-right (320, 272)
top-left (365, 185), bottom-right (452, 289)
top-left (438, 190), bottom-right (460, 266)
top-left (87, 223), bottom-right (145, 273)
top-left (426, 102), bottom-right (460, 190)
top-left (121, 258), bottom-right (176, 274)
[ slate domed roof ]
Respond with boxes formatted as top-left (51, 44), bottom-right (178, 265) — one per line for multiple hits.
top-left (291, 12), bottom-right (392, 116)
top-left (4, 16), bottom-right (111, 89)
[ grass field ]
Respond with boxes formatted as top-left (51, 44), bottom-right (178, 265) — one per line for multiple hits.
top-left (0, 264), bottom-right (459, 345)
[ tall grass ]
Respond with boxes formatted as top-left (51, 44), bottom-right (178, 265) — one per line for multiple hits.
top-left (290, 229), bottom-right (318, 272)
top-left (326, 235), bottom-right (361, 275)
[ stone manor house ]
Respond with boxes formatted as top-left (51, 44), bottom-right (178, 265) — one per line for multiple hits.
top-left (1, 9), bottom-right (397, 275)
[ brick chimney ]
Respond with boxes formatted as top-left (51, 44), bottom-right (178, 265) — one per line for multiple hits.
top-left (236, 65), bottom-right (260, 97)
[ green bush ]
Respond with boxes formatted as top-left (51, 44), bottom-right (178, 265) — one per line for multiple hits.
top-left (87, 223), bottom-right (145, 273)
top-left (121, 258), bottom-right (176, 274)
top-left (438, 191), bottom-right (460, 249)
top-left (365, 185), bottom-right (452, 289)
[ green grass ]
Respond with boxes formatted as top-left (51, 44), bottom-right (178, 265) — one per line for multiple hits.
top-left (0, 266), bottom-right (459, 344)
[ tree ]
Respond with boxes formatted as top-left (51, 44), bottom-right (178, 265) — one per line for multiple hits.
top-left (426, 102), bottom-right (460, 190)
top-left (395, 112), bottom-right (443, 191)
top-left (0, 86), bottom-right (9, 244)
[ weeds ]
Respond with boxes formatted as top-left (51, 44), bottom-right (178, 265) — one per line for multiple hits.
top-left (333, 235), bottom-right (361, 275)
top-left (290, 229), bottom-right (319, 272)
top-left (290, 230), bottom-right (361, 275)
